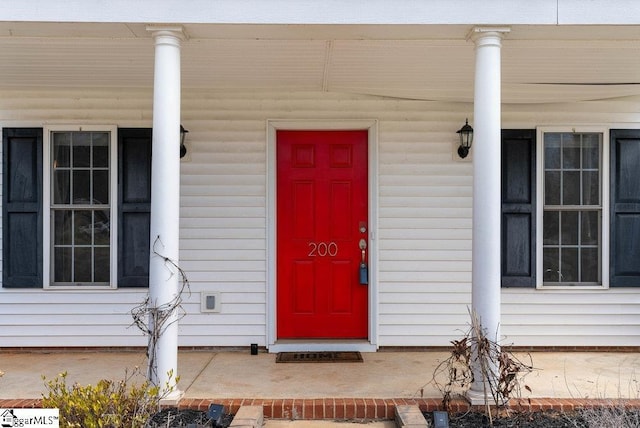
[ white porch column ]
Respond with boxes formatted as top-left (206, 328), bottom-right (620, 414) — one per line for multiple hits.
top-left (467, 27), bottom-right (510, 404)
top-left (147, 25), bottom-right (185, 401)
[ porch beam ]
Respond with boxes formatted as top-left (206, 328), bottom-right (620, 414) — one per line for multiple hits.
top-left (4, 1), bottom-right (640, 26)
top-left (467, 26), bottom-right (510, 405)
top-left (147, 25), bottom-right (185, 402)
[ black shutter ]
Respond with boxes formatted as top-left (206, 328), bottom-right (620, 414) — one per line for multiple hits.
top-left (3, 128), bottom-right (43, 288)
top-left (610, 129), bottom-right (640, 286)
top-left (118, 129), bottom-right (152, 287)
top-left (501, 129), bottom-right (536, 287)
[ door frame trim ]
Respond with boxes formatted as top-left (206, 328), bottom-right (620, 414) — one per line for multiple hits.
top-left (266, 120), bottom-right (379, 352)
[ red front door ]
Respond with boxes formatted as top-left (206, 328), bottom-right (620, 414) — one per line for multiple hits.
top-left (277, 130), bottom-right (369, 339)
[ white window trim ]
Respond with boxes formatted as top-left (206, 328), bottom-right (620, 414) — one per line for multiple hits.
top-left (43, 125), bottom-right (118, 290)
top-left (536, 126), bottom-right (610, 290)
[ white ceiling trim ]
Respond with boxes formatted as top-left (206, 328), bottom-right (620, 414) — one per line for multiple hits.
top-left (0, 0), bottom-right (558, 25)
top-left (3, 0), bottom-right (640, 25)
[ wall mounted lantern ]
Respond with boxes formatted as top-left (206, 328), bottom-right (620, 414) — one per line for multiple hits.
top-left (456, 119), bottom-right (474, 159)
top-left (180, 125), bottom-right (189, 158)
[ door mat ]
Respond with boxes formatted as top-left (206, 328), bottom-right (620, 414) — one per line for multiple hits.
top-left (275, 351), bottom-right (363, 363)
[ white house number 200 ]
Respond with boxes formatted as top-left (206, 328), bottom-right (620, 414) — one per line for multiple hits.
top-left (308, 242), bottom-right (338, 257)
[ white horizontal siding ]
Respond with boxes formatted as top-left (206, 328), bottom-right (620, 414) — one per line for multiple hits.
top-left (0, 88), bottom-right (640, 348)
top-left (375, 112), bottom-right (473, 346)
top-left (0, 290), bottom-right (149, 346)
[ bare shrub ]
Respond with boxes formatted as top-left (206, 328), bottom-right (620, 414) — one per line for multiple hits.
top-left (571, 405), bottom-right (640, 428)
top-left (429, 309), bottom-right (534, 426)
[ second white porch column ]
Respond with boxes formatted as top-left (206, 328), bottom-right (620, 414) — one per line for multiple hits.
top-left (147, 25), bottom-right (185, 400)
top-left (467, 27), bottom-right (510, 404)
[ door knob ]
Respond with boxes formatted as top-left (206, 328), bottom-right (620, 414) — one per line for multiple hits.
top-left (359, 239), bottom-right (368, 285)
top-left (359, 239), bottom-right (367, 251)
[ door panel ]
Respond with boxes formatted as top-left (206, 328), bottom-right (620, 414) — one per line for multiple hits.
top-left (277, 130), bottom-right (368, 339)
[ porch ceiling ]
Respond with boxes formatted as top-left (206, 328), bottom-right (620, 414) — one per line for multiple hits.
top-left (1, 22), bottom-right (639, 104)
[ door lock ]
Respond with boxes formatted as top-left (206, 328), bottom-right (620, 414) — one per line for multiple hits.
top-left (359, 239), bottom-right (368, 285)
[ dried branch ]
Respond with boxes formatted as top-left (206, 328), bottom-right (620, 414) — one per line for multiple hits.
top-left (130, 235), bottom-right (190, 386)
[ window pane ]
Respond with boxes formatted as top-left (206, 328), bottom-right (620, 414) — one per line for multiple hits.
top-left (93, 133), bottom-right (109, 168)
top-left (53, 170), bottom-right (70, 205)
top-left (73, 170), bottom-right (91, 204)
top-left (583, 171), bottom-right (599, 205)
top-left (53, 133), bottom-right (71, 168)
top-left (560, 248), bottom-right (579, 282)
top-left (581, 248), bottom-right (599, 282)
top-left (94, 210), bottom-right (110, 245)
top-left (94, 247), bottom-right (110, 283)
top-left (74, 247), bottom-right (92, 282)
top-left (581, 210), bottom-right (599, 246)
top-left (544, 210), bottom-right (559, 245)
top-left (74, 210), bottom-right (93, 245)
top-left (72, 132), bottom-right (91, 167)
top-left (54, 210), bottom-right (72, 245)
top-left (582, 134), bottom-right (600, 169)
top-left (561, 211), bottom-right (578, 245)
top-left (544, 134), bottom-right (561, 169)
top-left (51, 130), bottom-right (112, 286)
top-left (54, 247), bottom-right (72, 282)
top-left (562, 133), bottom-right (581, 169)
top-left (543, 132), bottom-right (602, 286)
top-left (93, 170), bottom-right (109, 205)
top-left (562, 171), bottom-right (580, 205)
top-left (543, 248), bottom-right (560, 282)
top-left (545, 171), bottom-right (561, 205)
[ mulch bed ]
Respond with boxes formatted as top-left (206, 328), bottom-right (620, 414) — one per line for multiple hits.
top-left (424, 409), bottom-right (594, 427)
top-left (146, 408), bottom-right (234, 428)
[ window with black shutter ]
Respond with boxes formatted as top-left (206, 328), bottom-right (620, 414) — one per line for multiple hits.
top-left (503, 127), bottom-right (640, 289)
top-left (2, 127), bottom-right (151, 288)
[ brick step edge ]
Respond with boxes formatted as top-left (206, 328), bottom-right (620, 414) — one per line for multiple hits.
top-left (4, 398), bottom-right (640, 420)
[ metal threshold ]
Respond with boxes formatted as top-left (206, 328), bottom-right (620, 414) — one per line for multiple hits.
top-left (268, 339), bottom-right (377, 354)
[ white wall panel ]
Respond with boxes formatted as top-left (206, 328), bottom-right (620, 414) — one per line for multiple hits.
top-left (0, 88), bottom-right (639, 348)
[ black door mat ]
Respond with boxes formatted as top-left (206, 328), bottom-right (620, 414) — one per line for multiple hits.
top-left (276, 351), bottom-right (363, 363)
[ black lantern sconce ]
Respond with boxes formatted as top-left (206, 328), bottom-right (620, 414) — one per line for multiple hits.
top-left (180, 125), bottom-right (189, 158)
top-left (456, 119), bottom-right (474, 159)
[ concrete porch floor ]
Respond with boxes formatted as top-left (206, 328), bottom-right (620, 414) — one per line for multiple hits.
top-left (1, 349), bottom-right (640, 419)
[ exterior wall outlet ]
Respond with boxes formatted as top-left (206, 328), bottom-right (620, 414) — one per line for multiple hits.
top-left (201, 292), bottom-right (221, 313)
